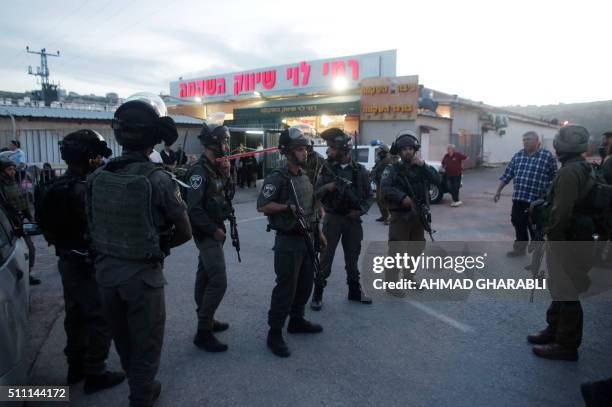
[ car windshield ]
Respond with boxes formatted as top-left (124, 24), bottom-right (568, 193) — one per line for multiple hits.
top-left (352, 148), bottom-right (369, 163)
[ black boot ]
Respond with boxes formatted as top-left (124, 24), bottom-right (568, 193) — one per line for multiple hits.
top-left (532, 343), bottom-right (578, 361)
top-left (581, 377), bottom-right (612, 407)
top-left (310, 285), bottom-right (323, 311)
top-left (287, 317), bottom-right (323, 334)
top-left (212, 320), bottom-right (229, 332)
top-left (527, 327), bottom-right (555, 345)
top-left (67, 363), bottom-right (85, 384)
top-left (29, 275), bottom-right (41, 285)
top-left (193, 330), bottom-right (228, 352)
top-left (83, 371), bottom-right (126, 394)
top-left (348, 283), bottom-right (372, 304)
top-left (267, 329), bottom-right (290, 357)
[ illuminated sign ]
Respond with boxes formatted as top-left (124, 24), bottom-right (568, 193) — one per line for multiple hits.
top-left (170, 50), bottom-right (396, 101)
top-left (360, 76), bottom-right (419, 121)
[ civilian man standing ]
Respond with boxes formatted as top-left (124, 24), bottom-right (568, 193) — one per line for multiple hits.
top-left (494, 131), bottom-right (557, 257)
top-left (441, 144), bottom-right (468, 207)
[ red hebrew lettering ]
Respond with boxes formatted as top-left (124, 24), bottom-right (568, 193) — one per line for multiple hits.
top-left (255, 72), bottom-right (261, 83)
top-left (179, 82), bottom-right (187, 97)
top-left (331, 61), bottom-right (345, 79)
top-left (249, 73), bottom-right (255, 90)
top-left (233, 74), bottom-right (243, 95)
top-left (292, 67), bottom-right (299, 85)
top-left (205, 79), bottom-right (216, 95)
top-left (299, 61), bottom-right (310, 86)
top-left (286, 67), bottom-right (292, 80)
top-left (347, 59), bottom-right (359, 80)
top-left (322, 62), bottom-right (329, 76)
top-left (195, 80), bottom-right (204, 96)
top-left (262, 70), bottom-right (276, 89)
top-left (187, 81), bottom-right (196, 97)
top-left (216, 78), bottom-right (225, 94)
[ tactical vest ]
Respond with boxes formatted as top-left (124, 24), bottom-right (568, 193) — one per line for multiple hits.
top-left (199, 160), bottom-right (232, 222)
top-left (87, 160), bottom-right (164, 260)
top-left (267, 169), bottom-right (315, 232)
top-left (398, 163), bottom-right (430, 203)
top-left (321, 161), bottom-right (362, 213)
top-left (1, 180), bottom-right (28, 213)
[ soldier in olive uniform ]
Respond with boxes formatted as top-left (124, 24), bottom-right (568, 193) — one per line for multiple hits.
top-left (187, 119), bottom-right (234, 352)
top-left (371, 144), bottom-right (396, 224)
top-left (527, 125), bottom-right (594, 361)
top-left (257, 127), bottom-right (326, 358)
top-left (381, 131), bottom-right (440, 242)
top-left (310, 128), bottom-right (372, 310)
top-left (305, 142), bottom-right (326, 186)
top-left (0, 159), bottom-right (41, 285)
top-left (87, 93), bottom-right (192, 407)
top-left (381, 131), bottom-right (440, 291)
top-left (37, 130), bottom-right (125, 392)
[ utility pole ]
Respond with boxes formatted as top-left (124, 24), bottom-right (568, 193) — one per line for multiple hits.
top-left (26, 46), bottom-right (60, 106)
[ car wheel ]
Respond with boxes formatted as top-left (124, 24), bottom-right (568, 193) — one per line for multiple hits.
top-left (429, 184), bottom-right (442, 204)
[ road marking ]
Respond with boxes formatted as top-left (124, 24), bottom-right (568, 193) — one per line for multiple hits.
top-left (407, 300), bottom-right (474, 333)
top-left (237, 216), bottom-right (267, 224)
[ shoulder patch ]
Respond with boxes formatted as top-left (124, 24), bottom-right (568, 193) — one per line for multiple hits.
top-left (262, 183), bottom-right (276, 198)
top-left (190, 174), bottom-right (203, 189)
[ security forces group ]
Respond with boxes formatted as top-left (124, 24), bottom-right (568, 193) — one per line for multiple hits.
top-left (22, 91), bottom-right (612, 406)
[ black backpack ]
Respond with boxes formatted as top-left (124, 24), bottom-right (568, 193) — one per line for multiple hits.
top-left (35, 175), bottom-right (86, 248)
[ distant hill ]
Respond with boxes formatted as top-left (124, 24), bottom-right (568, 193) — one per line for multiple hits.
top-left (505, 100), bottom-right (612, 140)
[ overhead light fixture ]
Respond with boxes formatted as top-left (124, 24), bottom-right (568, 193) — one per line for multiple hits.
top-left (246, 130), bottom-right (264, 135)
top-left (194, 96), bottom-right (202, 102)
top-left (321, 115), bottom-right (331, 126)
top-left (254, 91), bottom-right (262, 98)
top-left (333, 76), bottom-right (348, 92)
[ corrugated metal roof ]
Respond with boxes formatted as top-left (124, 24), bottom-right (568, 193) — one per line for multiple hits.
top-left (0, 105), bottom-right (202, 125)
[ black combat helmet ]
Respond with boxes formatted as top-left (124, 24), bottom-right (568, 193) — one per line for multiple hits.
top-left (0, 158), bottom-right (17, 172)
top-left (390, 130), bottom-right (420, 155)
top-left (553, 124), bottom-right (589, 155)
top-left (60, 129), bottom-right (113, 165)
top-left (198, 112), bottom-right (230, 150)
top-left (320, 128), bottom-right (352, 150)
top-left (112, 92), bottom-right (178, 150)
top-left (278, 126), bottom-right (310, 154)
top-left (376, 144), bottom-right (390, 157)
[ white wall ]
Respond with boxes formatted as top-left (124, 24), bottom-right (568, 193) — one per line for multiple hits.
top-left (483, 118), bottom-right (559, 163)
top-left (417, 116), bottom-right (451, 162)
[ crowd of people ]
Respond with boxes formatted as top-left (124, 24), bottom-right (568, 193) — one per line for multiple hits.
top-left (1, 91), bottom-right (611, 406)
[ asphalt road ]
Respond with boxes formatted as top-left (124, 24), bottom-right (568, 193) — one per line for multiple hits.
top-left (25, 167), bottom-right (612, 406)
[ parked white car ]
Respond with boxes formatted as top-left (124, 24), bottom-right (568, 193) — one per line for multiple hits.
top-left (0, 204), bottom-right (33, 390)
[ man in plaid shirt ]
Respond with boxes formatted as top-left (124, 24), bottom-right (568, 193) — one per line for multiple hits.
top-left (494, 131), bottom-right (557, 256)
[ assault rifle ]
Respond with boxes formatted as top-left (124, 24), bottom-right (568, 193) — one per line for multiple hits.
top-left (526, 199), bottom-right (548, 302)
top-left (288, 178), bottom-right (324, 285)
top-left (321, 161), bottom-right (369, 214)
top-left (397, 173), bottom-right (435, 241)
top-left (225, 183), bottom-right (241, 262)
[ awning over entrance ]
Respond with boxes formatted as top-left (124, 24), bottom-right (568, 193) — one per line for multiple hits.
top-left (233, 94), bottom-right (360, 122)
